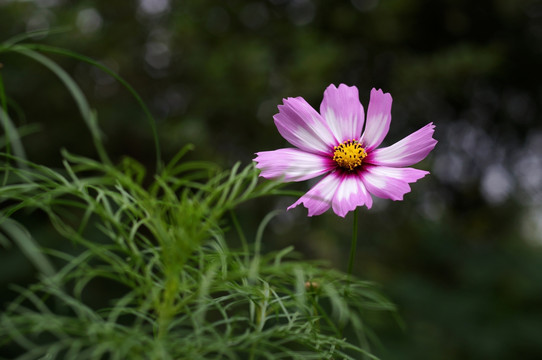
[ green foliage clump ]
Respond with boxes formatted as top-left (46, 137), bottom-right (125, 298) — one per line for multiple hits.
top-left (0, 35), bottom-right (394, 359)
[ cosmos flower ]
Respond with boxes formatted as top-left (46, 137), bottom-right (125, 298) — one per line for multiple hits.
top-left (254, 84), bottom-right (437, 217)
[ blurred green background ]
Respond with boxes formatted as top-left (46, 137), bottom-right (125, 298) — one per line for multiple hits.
top-left (1, 0), bottom-right (542, 359)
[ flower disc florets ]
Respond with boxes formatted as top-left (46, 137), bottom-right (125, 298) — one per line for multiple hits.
top-left (333, 140), bottom-right (367, 171)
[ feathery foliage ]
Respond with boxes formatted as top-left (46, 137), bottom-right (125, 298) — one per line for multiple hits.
top-left (0, 35), bottom-right (394, 359)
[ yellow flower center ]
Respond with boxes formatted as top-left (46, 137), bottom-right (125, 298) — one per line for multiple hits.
top-left (332, 140), bottom-right (367, 171)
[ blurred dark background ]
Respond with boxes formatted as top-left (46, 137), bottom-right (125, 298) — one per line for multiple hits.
top-left (1, 0), bottom-right (542, 359)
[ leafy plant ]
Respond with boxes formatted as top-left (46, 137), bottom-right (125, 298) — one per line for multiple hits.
top-left (0, 34), bottom-right (394, 359)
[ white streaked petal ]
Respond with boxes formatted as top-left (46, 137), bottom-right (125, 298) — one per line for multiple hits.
top-left (320, 84), bottom-right (364, 143)
top-left (288, 172), bottom-right (341, 216)
top-left (332, 173), bottom-right (373, 217)
top-left (360, 165), bottom-right (429, 201)
top-left (273, 97), bottom-right (336, 155)
top-left (360, 88), bottom-right (393, 151)
top-left (367, 123), bottom-right (437, 167)
top-left (254, 148), bottom-right (334, 182)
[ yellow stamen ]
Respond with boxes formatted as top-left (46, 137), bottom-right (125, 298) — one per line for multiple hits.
top-left (333, 140), bottom-right (367, 171)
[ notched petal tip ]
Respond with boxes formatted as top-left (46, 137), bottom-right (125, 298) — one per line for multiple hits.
top-left (327, 83), bottom-right (360, 93)
top-left (338, 83), bottom-right (357, 89)
top-left (287, 198), bottom-right (325, 217)
top-left (370, 87), bottom-right (392, 99)
top-left (253, 151), bottom-right (265, 166)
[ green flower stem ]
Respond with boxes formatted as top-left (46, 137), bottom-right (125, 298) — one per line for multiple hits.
top-left (347, 207), bottom-right (359, 278)
top-left (339, 208), bottom-right (360, 340)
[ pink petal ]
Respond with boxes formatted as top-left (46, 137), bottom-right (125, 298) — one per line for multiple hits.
top-left (273, 97), bottom-right (336, 155)
top-left (366, 123), bottom-right (437, 167)
top-left (254, 148), bottom-right (335, 182)
top-left (360, 165), bottom-right (429, 201)
top-left (331, 172), bottom-right (373, 217)
top-left (360, 88), bottom-right (393, 151)
top-left (287, 172), bottom-right (341, 216)
top-left (319, 84), bottom-right (365, 143)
